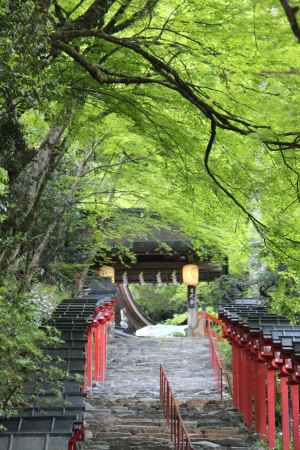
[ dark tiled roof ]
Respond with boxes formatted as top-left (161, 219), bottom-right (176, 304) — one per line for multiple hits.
top-left (219, 300), bottom-right (300, 358)
top-left (0, 287), bottom-right (116, 450)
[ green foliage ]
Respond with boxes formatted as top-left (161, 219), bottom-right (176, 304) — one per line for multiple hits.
top-left (131, 284), bottom-right (186, 322)
top-left (164, 312), bottom-right (187, 325)
top-left (217, 340), bottom-right (232, 372)
top-left (1, 0), bottom-right (298, 284)
top-left (1, 0), bottom-right (300, 407)
top-left (269, 270), bottom-right (300, 321)
top-left (29, 283), bottom-right (69, 322)
top-left (0, 283), bottom-right (66, 415)
top-left (199, 276), bottom-right (249, 309)
top-left (254, 437), bottom-right (287, 450)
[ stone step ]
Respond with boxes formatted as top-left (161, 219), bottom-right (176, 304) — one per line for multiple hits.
top-left (86, 445), bottom-right (172, 449)
top-left (92, 434), bottom-right (171, 439)
top-left (87, 419), bottom-right (165, 426)
top-left (179, 400), bottom-right (255, 450)
top-left (192, 444), bottom-right (252, 450)
top-left (81, 334), bottom-right (256, 450)
top-left (91, 423), bottom-right (168, 428)
top-left (91, 430), bottom-right (170, 436)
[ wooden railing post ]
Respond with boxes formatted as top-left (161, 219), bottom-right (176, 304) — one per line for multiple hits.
top-left (267, 368), bottom-right (276, 450)
top-left (160, 366), bottom-right (194, 450)
top-left (290, 382), bottom-right (300, 450)
top-left (280, 375), bottom-right (290, 450)
top-left (87, 328), bottom-right (93, 390)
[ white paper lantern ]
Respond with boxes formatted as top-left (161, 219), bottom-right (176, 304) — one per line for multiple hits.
top-left (182, 264), bottom-right (199, 287)
top-left (98, 265), bottom-right (115, 283)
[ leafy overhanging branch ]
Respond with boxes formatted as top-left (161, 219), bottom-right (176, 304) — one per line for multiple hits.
top-left (105, 0), bottom-right (159, 34)
top-left (203, 118), bottom-right (266, 232)
top-left (53, 40), bottom-right (173, 87)
top-left (52, 30), bottom-right (300, 151)
top-left (50, 25), bottom-right (300, 252)
top-left (204, 121), bottom-right (300, 259)
top-left (56, 0), bottom-right (159, 37)
top-left (66, 0), bottom-right (116, 29)
top-left (9, 0), bottom-right (300, 267)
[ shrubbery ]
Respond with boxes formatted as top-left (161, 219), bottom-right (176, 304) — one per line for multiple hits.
top-left (0, 280), bottom-right (65, 416)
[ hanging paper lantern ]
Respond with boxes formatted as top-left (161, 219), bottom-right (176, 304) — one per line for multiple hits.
top-left (182, 264), bottom-right (199, 286)
top-left (98, 265), bottom-right (115, 283)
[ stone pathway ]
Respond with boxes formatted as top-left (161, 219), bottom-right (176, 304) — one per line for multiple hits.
top-left (82, 333), bottom-right (255, 450)
top-left (102, 333), bottom-right (218, 401)
top-left (179, 400), bottom-right (255, 450)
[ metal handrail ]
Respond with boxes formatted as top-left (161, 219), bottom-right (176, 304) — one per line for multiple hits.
top-left (202, 312), bottom-right (231, 399)
top-left (208, 332), bottom-right (225, 399)
top-left (204, 313), bottom-right (224, 341)
top-left (160, 366), bottom-right (194, 450)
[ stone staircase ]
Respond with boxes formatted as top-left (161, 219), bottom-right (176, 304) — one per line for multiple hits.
top-left (179, 400), bottom-right (255, 450)
top-left (82, 333), bottom-right (256, 450)
top-left (83, 398), bottom-right (172, 450)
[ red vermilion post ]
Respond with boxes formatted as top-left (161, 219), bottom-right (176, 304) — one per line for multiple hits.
top-left (231, 342), bottom-right (235, 405)
top-left (290, 383), bottom-right (300, 450)
top-left (255, 361), bottom-right (262, 434)
top-left (244, 352), bottom-right (252, 427)
top-left (68, 436), bottom-right (77, 450)
top-left (267, 368), bottom-right (276, 450)
top-left (232, 342), bottom-right (238, 408)
top-left (103, 323), bottom-right (107, 381)
top-left (237, 344), bottom-right (242, 411)
top-left (101, 323), bottom-right (105, 376)
top-left (83, 343), bottom-right (88, 392)
top-left (99, 324), bottom-right (104, 381)
top-left (247, 356), bottom-right (256, 428)
top-left (280, 375), bottom-right (290, 450)
top-left (239, 348), bottom-right (246, 422)
top-left (242, 349), bottom-right (252, 426)
top-left (98, 324), bottom-right (103, 381)
top-left (93, 325), bottom-right (100, 383)
top-left (260, 363), bottom-right (267, 438)
top-left (234, 343), bottom-right (241, 409)
top-left (87, 329), bottom-right (93, 389)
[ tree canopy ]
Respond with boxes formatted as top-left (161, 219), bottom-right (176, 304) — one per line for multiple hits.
top-left (2, 0), bottom-right (300, 412)
top-left (1, 1), bottom-right (300, 292)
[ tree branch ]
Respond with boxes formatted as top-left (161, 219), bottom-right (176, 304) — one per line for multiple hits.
top-left (53, 40), bottom-right (173, 87)
top-left (279, 0), bottom-right (300, 42)
top-left (203, 118), bottom-right (267, 233)
top-left (66, 0), bottom-right (116, 30)
top-left (107, 0), bottom-right (159, 34)
top-left (52, 30), bottom-right (300, 151)
top-left (103, 0), bottom-right (133, 33)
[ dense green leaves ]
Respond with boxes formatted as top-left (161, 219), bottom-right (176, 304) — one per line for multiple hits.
top-left (1, 0), bottom-right (300, 280)
top-left (0, 283), bottom-right (65, 415)
top-left (1, 0), bottom-right (300, 275)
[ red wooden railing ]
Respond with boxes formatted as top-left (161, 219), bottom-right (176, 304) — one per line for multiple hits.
top-left (83, 300), bottom-right (116, 391)
top-left (160, 366), bottom-right (194, 450)
top-left (69, 297), bottom-right (116, 449)
top-left (68, 422), bottom-right (85, 450)
top-left (207, 332), bottom-right (224, 399)
top-left (213, 310), bottom-right (300, 450)
top-left (204, 312), bottom-right (224, 340)
top-left (223, 325), bottom-right (300, 450)
top-left (200, 311), bottom-right (227, 399)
